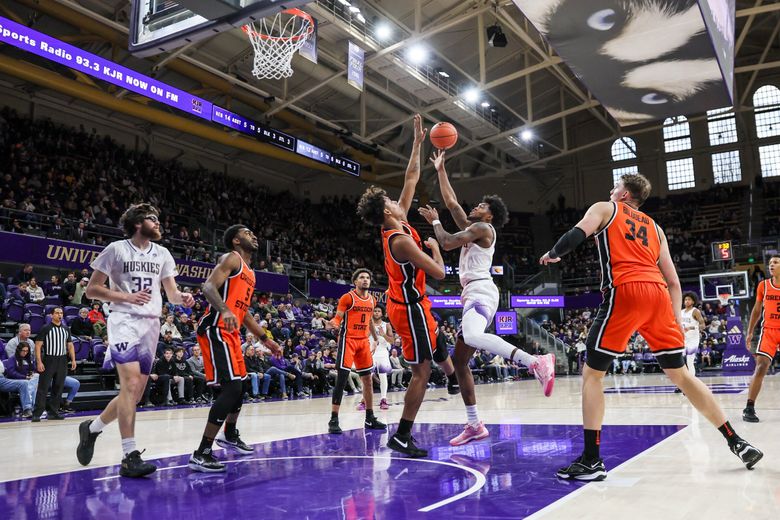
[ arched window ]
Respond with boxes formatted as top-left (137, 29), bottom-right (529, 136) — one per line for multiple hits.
top-left (754, 85), bottom-right (780, 139)
top-left (611, 137), bottom-right (638, 184)
top-left (664, 117), bottom-right (694, 190)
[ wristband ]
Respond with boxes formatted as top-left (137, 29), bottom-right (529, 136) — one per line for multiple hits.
top-left (432, 220), bottom-right (441, 226)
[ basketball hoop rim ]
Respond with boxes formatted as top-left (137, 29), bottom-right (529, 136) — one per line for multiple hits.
top-left (717, 293), bottom-right (732, 305)
top-left (242, 8), bottom-right (314, 42)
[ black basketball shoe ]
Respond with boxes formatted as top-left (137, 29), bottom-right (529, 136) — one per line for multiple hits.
top-left (119, 450), bottom-right (157, 478)
top-left (188, 448), bottom-right (226, 473)
top-left (730, 439), bottom-right (763, 469)
top-left (387, 433), bottom-right (427, 458)
top-left (742, 407), bottom-right (759, 423)
top-left (328, 417), bottom-right (343, 434)
top-left (364, 415), bottom-right (387, 430)
top-left (556, 455), bottom-right (607, 481)
top-left (215, 429), bottom-right (253, 455)
top-left (76, 420), bottom-right (101, 466)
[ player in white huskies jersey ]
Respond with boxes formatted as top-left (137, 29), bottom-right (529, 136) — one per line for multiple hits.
top-left (681, 292), bottom-right (705, 376)
top-left (76, 203), bottom-right (194, 477)
top-left (419, 150), bottom-right (555, 446)
top-left (369, 306), bottom-right (394, 410)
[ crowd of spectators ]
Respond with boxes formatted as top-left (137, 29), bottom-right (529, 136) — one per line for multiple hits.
top-left (541, 301), bottom-right (751, 376)
top-left (547, 186), bottom-right (747, 287)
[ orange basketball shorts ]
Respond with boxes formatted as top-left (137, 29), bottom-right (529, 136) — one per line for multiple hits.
top-left (587, 282), bottom-right (684, 360)
top-left (386, 296), bottom-right (443, 364)
top-left (336, 336), bottom-right (374, 375)
top-left (756, 327), bottom-right (780, 360)
top-left (197, 327), bottom-right (247, 385)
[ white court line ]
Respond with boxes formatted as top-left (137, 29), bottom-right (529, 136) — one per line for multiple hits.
top-left (523, 426), bottom-right (689, 520)
top-left (94, 455), bottom-right (486, 512)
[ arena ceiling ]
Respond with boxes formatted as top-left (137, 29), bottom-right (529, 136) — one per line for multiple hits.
top-left (1, 0), bottom-right (779, 188)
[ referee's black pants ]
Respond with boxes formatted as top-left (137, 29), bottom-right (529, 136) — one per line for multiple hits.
top-left (33, 354), bottom-right (67, 417)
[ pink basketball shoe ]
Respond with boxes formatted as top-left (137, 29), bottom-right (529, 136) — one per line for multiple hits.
top-left (449, 421), bottom-right (490, 446)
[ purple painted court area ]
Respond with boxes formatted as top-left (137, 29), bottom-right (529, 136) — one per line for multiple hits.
top-left (0, 423), bottom-right (682, 519)
top-left (605, 382), bottom-right (749, 394)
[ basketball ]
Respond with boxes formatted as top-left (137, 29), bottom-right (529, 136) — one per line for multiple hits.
top-left (430, 122), bottom-right (458, 150)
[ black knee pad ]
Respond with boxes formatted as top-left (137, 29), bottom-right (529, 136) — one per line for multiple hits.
top-left (208, 380), bottom-right (243, 425)
top-left (331, 369), bottom-right (350, 406)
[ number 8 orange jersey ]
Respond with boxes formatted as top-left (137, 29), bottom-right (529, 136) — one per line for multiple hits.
top-left (596, 201), bottom-right (666, 290)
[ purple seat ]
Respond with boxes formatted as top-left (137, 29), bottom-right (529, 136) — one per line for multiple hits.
top-left (44, 304), bottom-right (58, 316)
top-left (74, 339), bottom-right (90, 362)
top-left (6, 284), bottom-right (17, 293)
top-left (45, 315), bottom-right (53, 325)
top-left (44, 296), bottom-right (60, 307)
top-left (93, 344), bottom-right (106, 367)
top-left (25, 303), bottom-right (43, 316)
top-left (0, 340), bottom-right (6, 361)
top-left (28, 314), bottom-right (45, 334)
top-left (64, 306), bottom-right (79, 317)
top-left (6, 302), bottom-right (24, 322)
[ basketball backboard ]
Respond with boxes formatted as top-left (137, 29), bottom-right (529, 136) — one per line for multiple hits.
top-left (699, 271), bottom-right (749, 302)
top-left (129, 0), bottom-right (309, 57)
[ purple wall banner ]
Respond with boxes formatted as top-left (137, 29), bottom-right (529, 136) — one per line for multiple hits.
top-left (721, 316), bottom-right (756, 373)
top-left (511, 295), bottom-right (565, 308)
top-left (429, 295), bottom-right (463, 309)
top-left (495, 311), bottom-right (518, 335)
top-left (347, 41), bottom-right (364, 91)
top-left (0, 231), bottom-right (288, 292)
top-left (0, 17), bottom-right (211, 120)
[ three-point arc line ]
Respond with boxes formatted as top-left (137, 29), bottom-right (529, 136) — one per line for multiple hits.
top-left (93, 455), bottom-right (487, 512)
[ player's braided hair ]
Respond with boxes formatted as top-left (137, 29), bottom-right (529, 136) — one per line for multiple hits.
top-left (119, 203), bottom-right (159, 237)
top-left (483, 195), bottom-right (509, 229)
top-left (357, 185), bottom-right (387, 226)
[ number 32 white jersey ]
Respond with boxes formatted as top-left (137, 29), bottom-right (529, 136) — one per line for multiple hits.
top-left (90, 239), bottom-right (177, 318)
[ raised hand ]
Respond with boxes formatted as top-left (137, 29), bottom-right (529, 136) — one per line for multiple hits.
top-left (430, 149), bottom-right (446, 171)
top-left (413, 114), bottom-right (427, 144)
top-left (539, 252), bottom-right (561, 265)
top-left (424, 237), bottom-right (440, 251)
top-left (418, 205), bottom-right (440, 224)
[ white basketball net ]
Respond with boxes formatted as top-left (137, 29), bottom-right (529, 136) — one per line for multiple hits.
top-left (718, 293), bottom-right (731, 306)
top-left (243, 9), bottom-right (313, 80)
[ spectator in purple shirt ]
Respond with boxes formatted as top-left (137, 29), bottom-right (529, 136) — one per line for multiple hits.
top-left (270, 351), bottom-right (304, 397)
top-left (1, 343), bottom-right (39, 417)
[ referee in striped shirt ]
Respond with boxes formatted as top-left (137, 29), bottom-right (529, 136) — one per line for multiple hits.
top-left (33, 307), bottom-right (76, 422)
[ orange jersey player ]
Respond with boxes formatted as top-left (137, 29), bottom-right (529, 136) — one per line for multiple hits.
top-left (541, 172), bottom-right (762, 480)
top-left (325, 269), bottom-right (386, 434)
top-left (190, 225), bottom-right (280, 473)
top-left (357, 114), bottom-right (457, 459)
top-left (742, 255), bottom-right (780, 422)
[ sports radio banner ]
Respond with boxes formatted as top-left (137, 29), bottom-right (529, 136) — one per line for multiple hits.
top-left (347, 41), bottom-right (365, 91)
top-left (0, 231), bottom-right (288, 292)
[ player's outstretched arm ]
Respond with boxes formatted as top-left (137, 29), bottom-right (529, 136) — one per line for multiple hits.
top-left (657, 228), bottom-right (683, 326)
top-left (419, 204), bottom-right (490, 251)
top-left (391, 234), bottom-right (445, 280)
top-left (86, 270), bottom-right (151, 306)
top-left (540, 201), bottom-right (612, 265)
top-left (430, 150), bottom-right (469, 230)
top-left (398, 114), bottom-right (427, 219)
top-left (202, 252), bottom-right (241, 331)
